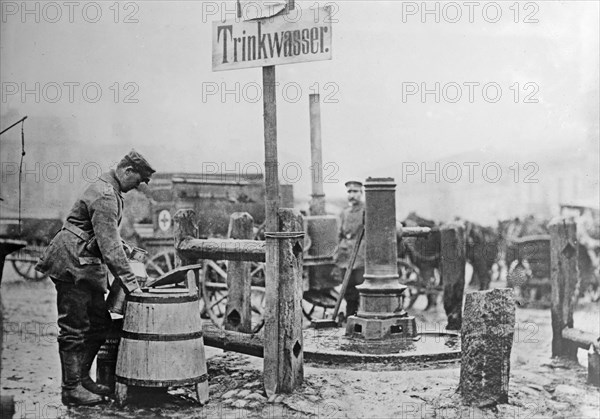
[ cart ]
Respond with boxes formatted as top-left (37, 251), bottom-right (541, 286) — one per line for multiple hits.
top-left (506, 234), bottom-right (552, 306)
top-left (134, 172), bottom-right (346, 331)
top-left (560, 202), bottom-right (600, 301)
top-left (1, 216), bottom-right (62, 281)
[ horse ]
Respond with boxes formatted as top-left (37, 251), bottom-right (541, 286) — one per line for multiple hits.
top-left (398, 212), bottom-right (441, 310)
top-left (398, 213), bottom-right (502, 310)
top-left (464, 220), bottom-right (501, 291)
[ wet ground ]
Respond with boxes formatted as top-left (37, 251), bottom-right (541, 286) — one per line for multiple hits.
top-left (1, 264), bottom-right (599, 418)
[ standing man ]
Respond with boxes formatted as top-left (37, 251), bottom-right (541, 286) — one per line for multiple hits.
top-left (335, 180), bottom-right (366, 317)
top-left (36, 150), bottom-right (155, 406)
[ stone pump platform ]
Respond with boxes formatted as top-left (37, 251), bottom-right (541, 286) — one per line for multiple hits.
top-left (202, 324), bottom-right (461, 370)
top-left (203, 177), bottom-right (461, 370)
top-left (310, 177), bottom-right (461, 368)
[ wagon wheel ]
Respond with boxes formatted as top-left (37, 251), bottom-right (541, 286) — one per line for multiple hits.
top-left (145, 250), bottom-right (177, 279)
top-left (11, 260), bottom-right (47, 281)
top-left (250, 262), bottom-right (265, 286)
top-left (201, 260), bottom-right (266, 333)
top-left (397, 259), bottom-right (424, 309)
top-left (507, 259), bottom-right (533, 307)
top-left (301, 288), bottom-right (340, 322)
top-left (9, 247), bottom-right (48, 281)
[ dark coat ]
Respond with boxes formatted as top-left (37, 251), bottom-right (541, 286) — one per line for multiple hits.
top-left (35, 170), bottom-right (139, 293)
top-left (335, 201), bottom-right (366, 269)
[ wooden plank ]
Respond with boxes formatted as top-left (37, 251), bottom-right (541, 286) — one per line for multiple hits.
top-left (177, 238), bottom-right (265, 262)
top-left (202, 323), bottom-right (264, 358)
top-left (401, 227), bottom-right (431, 237)
top-left (225, 212), bottom-right (254, 333)
top-left (144, 264), bottom-right (203, 288)
top-left (549, 217), bottom-right (579, 360)
top-left (562, 328), bottom-right (599, 350)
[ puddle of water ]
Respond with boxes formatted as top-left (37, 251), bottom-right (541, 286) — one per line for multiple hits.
top-left (340, 333), bottom-right (460, 355)
top-left (306, 328), bottom-right (460, 356)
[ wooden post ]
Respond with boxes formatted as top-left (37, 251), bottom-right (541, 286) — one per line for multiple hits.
top-left (263, 65), bottom-right (279, 234)
top-left (441, 223), bottom-right (466, 330)
top-left (225, 212), bottom-right (254, 333)
top-left (174, 209), bottom-right (199, 266)
top-left (171, 208), bottom-right (208, 404)
top-left (263, 208), bottom-right (304, 396)
top-left (589, 342), bottom-right (600, 387)
top-left (173, 209), bottom-right (200, 294)
top-left (549, 217), bottom-right (579, 360)
top-left (459, 288), bottom-right (516, 405)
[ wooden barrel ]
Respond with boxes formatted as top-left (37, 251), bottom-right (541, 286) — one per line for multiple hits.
top-left (115, 292), bottom-right (207, 387)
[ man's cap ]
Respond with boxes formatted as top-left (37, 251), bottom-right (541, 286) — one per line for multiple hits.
top-left (344, 180), bottom-right (363, 190)
top-left (124, 149), bottom-right (155, 183)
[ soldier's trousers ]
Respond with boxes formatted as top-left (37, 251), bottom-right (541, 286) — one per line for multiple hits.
top-left (341, 267), bottom-right (365, 316)
top-left (53, 279), bottom-right (111, 352)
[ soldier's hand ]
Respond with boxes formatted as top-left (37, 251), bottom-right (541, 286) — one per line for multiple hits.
top-left (122, 241), bottom-right (133, 258)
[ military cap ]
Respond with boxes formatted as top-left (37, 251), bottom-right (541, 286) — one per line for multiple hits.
top-left (124, 149), bottom-right (155, 183)
top-left (344, 180), bottom-right (363, 190)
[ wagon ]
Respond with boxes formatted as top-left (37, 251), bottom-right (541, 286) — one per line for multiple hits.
top-left (0, 215), bottom-right (62, 281)
top-left (506, 234), bottom-right (552, 306)
top-left (560, 202), bottom-right (600, 301)
top-left (132, 172), bottom-right (341, 331)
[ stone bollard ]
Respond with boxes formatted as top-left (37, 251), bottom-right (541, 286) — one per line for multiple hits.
top-left (459, 288), bottom-right (516, 405)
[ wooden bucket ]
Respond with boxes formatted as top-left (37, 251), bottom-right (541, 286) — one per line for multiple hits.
top-left (115, 292), bottom-right (207, 387)
top-left (96, 318), bottom-right (123, 390)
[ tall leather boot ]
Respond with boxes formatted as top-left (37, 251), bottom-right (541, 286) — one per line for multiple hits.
top-left (81, 342), bottom-right (112, 396)
top-left (59, 351), bottom-right (104, 406)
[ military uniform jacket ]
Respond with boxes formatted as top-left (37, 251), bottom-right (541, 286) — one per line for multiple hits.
top-left (35, 170), bottom-right (139, 293)
top-left (335, 201), bottom-right (366, 269)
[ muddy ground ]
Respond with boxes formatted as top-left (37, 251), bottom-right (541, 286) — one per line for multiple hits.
top-left (1, 265), bottom-right (599, 419)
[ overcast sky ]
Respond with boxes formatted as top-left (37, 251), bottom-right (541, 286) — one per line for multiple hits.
top-left (1, 0), bottom-right (598, 204)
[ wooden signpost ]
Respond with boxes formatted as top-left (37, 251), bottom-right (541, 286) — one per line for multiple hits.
top-left (211, 0), bottom-right (333, 395)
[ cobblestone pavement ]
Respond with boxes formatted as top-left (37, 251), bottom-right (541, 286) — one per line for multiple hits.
top-left (2, 266), bottom-right (599, 418)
